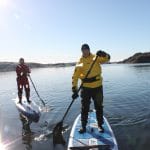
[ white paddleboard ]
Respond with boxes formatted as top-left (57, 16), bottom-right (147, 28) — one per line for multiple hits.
top-left (14, 96), bottom-right (41, 122)
top-left (68, 110), bottom-right (118, 150)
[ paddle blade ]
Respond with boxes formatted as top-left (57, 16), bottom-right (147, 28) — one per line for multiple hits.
top-left (52, 121), bottom-right (66, 145)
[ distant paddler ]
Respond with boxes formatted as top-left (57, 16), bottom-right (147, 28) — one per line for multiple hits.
top-left (16, 58), bottom-right (31, 104)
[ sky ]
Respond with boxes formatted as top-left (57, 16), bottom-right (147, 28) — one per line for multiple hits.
top-left (0, 0), bottom-right (150, 63)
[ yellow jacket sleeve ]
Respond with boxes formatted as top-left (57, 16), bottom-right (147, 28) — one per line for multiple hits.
top-left (72, 61), bottom-right (82, 88)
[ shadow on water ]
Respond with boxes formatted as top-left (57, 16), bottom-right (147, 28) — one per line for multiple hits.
top-left (130, 63), bottom-right (150, 68)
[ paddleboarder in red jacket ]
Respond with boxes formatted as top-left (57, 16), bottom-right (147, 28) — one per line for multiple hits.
top-left (16, 58), bottom-right (31, 104)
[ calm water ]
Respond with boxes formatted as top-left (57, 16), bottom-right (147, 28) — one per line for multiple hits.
top-left (0, 64), bottom-right (150, 150)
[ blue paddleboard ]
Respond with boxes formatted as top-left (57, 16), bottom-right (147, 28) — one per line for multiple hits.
top-left (68, 110), bottom-right (118, 150)
top-left (14, 96), bottom-right (41, 122)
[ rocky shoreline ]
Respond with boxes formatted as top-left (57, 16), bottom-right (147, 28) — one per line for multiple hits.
top-left (119, 52), bottom-right (150, 63)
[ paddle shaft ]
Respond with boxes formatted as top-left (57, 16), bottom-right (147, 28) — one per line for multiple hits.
top-left (61, 55), bottom-right (98, 122)
top-left (28, 75), bottom-right (45, 106)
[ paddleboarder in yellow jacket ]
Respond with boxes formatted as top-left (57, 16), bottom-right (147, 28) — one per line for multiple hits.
top-left (72, 44), bottom-right (110, 133)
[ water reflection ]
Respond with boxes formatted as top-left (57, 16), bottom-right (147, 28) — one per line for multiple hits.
top-left (20, 114), bottom-right (33, 150)
top-left (0, 65), bottom-right (150, 150)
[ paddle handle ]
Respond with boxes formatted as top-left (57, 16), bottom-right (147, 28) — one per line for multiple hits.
top-left (61, 55), bottom-right (98, 122)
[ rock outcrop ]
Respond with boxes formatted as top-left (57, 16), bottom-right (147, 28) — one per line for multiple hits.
top-left (120, 52), bottom-right (150, 63)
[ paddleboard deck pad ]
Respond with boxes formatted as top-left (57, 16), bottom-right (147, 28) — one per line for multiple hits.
top-left (15, 97), bottom-right (41, 122)
top-left (68, 110), bottom-right (118, 150)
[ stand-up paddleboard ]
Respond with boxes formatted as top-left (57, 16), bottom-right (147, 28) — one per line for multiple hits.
top-left (14, 96), bottom-right (41, 122)
top-left (68, 110), bottom-right (118, 150)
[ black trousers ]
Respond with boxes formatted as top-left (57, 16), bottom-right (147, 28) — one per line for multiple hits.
top-left (80, 86), bottom-right (103, 127)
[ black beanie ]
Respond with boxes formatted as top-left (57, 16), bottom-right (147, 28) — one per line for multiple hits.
top-left (81, 44), bottom-right (90, 50)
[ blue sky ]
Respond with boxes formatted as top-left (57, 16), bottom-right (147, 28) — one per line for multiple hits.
top-left (0, 0), bottom-right (150, 63)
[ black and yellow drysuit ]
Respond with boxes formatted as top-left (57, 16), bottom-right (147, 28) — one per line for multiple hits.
top-left (72, 52), bottom-right (110, 129)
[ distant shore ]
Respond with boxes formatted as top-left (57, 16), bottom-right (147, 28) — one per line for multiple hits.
top-left (1, 52), bottom-right (150, 72)
top-left (118, 52), bottom-right (150, 63)
top-left (0, 62), bottom-right (76, 72)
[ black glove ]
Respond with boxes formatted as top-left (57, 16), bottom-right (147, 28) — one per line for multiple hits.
top-left (72, 87), bottom-right (79, 99)
top-left (96, 50), bottom-right (107, 57)
top-left (96, 50), bottom-right (110, 60)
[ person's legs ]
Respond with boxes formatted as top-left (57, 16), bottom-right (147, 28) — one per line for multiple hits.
top-left (92, 86), bottom-right (104, 132)
top-left (80, 87), bottom-right (91, 133)
top-left (24, 80), bottom-right (30, 103)
top-left (17, 82), bottom-right (23, 103)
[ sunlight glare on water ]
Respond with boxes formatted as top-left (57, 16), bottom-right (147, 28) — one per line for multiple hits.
top-left (0, 143), bottom-right (6, 150)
